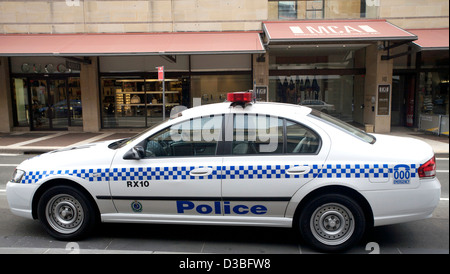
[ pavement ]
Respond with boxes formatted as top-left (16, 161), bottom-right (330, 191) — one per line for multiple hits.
top-left (0, 127), bottom-right (448, 156)
top-left (0, 131), bottom-right (136, 154)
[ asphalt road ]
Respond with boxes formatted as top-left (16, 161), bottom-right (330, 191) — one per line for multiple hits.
top-left (0, 153), bottom-right (448, 255)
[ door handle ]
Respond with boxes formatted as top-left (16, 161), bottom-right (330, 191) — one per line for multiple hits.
top-left (190, 167), bottom-right (213, 177)
top-left (286, 166), bottom-right (311, 175)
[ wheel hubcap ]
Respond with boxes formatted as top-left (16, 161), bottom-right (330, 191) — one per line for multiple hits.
top-left (46, 194), bottom-right (84, 234)
top-left (310, 203), bottom-right (355, 246)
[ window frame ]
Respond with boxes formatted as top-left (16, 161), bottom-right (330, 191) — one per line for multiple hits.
top-left (135, 112), bottom-right (322, 158)
top-left (275, 0), bottom-right (325, 20)
top-left (139, 114), bottom-right (225, 159)
top-left (222, 113), bottom-right (322, 156)
top-left (278, 1), bottom-right (298, 20)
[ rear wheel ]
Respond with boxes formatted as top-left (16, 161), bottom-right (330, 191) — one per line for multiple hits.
top-left (298, 194), bottom-right (366, 252)
top-left (37, 185), bottom-right (97, 241)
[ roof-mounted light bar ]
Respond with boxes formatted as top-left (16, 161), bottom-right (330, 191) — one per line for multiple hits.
top-left (227, 91), bottom-right (254, 107)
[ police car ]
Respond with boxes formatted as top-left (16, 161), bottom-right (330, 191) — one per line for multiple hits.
top-left (6, 92), bottom-right (441, 252)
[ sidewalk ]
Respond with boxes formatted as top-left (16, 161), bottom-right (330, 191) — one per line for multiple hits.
top-left (0, 128), bottom-right (448, 156)
top-left (0, 131), bottom-right (135, 154)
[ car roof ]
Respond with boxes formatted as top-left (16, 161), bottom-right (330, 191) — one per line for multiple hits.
top-left (179, 102), bottom-right (312, 120)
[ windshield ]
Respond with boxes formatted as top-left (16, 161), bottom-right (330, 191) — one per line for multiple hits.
top-left (308, 109), bottom-right (376, 144)
top-left (108, 118), bottom-right (171, 150)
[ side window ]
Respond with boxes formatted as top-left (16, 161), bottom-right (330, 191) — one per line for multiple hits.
top-left (286, 120), bottom-right (320, 154)
top-left (232, 114), bottom-right (283, 155)
top-left (144, 115), bottom-right (222, 158)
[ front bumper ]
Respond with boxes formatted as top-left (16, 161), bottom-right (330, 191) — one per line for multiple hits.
top-left (6, 181), bottom-right (38, 220)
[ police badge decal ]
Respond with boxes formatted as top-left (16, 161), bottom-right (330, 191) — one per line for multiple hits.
top-left (131, 201), bottom-right (143, 212)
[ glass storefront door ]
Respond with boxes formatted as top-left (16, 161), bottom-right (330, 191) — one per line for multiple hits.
top-left (31, 79), bottom-right (67, 129)
top-left (11, 77), bottom-right (82, 130)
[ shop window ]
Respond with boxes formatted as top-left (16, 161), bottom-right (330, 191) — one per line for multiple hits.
top-left (190, 74), bottom-right (252, 106)
top-left (101, 77), bottom-right (183, 128)
top-left (270, 75), bottom-right (356, 123)
top-left (418, 71), bottom-right (449, 116)
top-left (12, 78), bottom-right (29, 127)
top-left (268, 45), bottom-right (365, 123)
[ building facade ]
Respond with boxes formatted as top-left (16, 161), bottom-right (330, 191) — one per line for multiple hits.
top-left (0, 0), bottom-right (448, 134)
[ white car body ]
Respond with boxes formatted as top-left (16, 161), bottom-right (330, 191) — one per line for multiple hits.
top-left (6, 100), bottom-right (441, 252)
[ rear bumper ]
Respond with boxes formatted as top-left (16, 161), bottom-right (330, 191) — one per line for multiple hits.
top-left (365, 177), bottom-right (441, 226)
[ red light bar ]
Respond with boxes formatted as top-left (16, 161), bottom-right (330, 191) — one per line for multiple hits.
top-left (227, 92), bottom-right (253, 103)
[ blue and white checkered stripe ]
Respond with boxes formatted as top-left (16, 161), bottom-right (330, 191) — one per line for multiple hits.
top-left (20, 164), bottom-right (418, 184)
top-left (318, 164), bottom-right (390, 179)
top-left (109, 166), bottom-right (219, 181)
top-left (21, 166), bottom-right (218, 184)
top-left (22, 168), bottom-right (110, 184)
top-left (319, 164), bottom-right (418, 179)
top-left (221, 165), bottom-right (322, 179)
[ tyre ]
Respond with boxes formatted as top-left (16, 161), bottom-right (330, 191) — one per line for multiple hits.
top-left (298, 194), bottom-right (366, 252)
top-left (37, 185), bottom-right (97, 241)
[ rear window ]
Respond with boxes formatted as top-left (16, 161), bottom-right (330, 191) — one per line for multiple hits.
top-left (309, 109), bottom-right (376, 144)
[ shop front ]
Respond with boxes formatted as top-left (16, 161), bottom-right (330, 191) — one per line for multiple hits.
top-left (0, 32), bottom-right (264, 132)
top-left (392, 28), bottom-right (449, 135)
top-left (268, 44), bottom-right (366, 123)
top-left (263, 19), bottom-right (417, 132)
top-left (99, 54), bottom-right (254, 128)
top-left (9, 57), bottom-right (81, 130)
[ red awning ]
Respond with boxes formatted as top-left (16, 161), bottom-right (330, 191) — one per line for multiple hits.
top-left (407, 28), bottom-right (449, 50)
top-left (263, 19), bottom-right (417, 43)
top-left (0, 32), bottom-right (265, 56)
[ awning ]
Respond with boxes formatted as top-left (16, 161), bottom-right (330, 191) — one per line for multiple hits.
top-left (406, 28), bottom-right (449, 51)
top-left (0, 32), bottom-right (265, 56)
top-left (263, 19), bottom-right (417, 43)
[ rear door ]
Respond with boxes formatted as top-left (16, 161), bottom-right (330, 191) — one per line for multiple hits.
top-left (221, 112), bottom-right (330, 218)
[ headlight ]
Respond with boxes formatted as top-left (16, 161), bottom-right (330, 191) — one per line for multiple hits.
top-left (11, 169), bottom-right (25, 184)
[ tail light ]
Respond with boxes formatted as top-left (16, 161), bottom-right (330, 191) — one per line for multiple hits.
top-left (418, 156), bottom-right (436, 178)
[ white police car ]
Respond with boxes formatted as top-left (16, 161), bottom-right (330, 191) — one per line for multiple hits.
top-left (6, 92), bottom-right (441, 252)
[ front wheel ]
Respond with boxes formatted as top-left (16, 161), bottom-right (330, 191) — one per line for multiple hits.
top-left (37, 185), bottom-right (97, 241)
top-left (298, 194), bottom-right (366, 252)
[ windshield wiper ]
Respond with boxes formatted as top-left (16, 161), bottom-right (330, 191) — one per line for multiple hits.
top-left (108, 138), bottom-right (130, 150)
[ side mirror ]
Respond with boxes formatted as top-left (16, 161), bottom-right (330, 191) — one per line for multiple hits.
top-left (123, 146), bottom-right (145, 160)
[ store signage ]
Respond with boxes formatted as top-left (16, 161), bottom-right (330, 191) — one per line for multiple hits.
top-left (377, 84), bottom-right (391, 116)
top-left (263, 20), bottom-right (416, 42)
top-left (289, 24), bottom-right (379, 36)
top-left (157, 66), bottom-right (164, 81)
top-left (255, 85), bottom-right (268, 102)
top-left (65, 0), bottom-right (80, 6)
top-left (66, 61), bottom-right (81, 71)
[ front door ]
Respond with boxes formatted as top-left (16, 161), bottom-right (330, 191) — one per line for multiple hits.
top-left (109, 115), bottom-right (224, 217)
top-left (31, 79), bottom-right (68, 130)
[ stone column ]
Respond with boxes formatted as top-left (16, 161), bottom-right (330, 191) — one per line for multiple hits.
top-left (253, 52), bottom-right (269, 99)
top-left (364, 43), bottom-right (393, 133)
top-left (0, 57), bottom-right (13, 132)
top-left (80, 57), bottom-right (101, 132)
